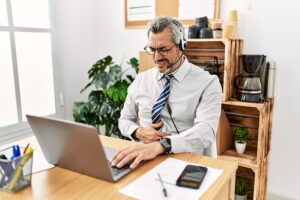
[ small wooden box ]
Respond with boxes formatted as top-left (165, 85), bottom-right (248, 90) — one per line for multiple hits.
top-left (217, 100), bottom-right (271, 169)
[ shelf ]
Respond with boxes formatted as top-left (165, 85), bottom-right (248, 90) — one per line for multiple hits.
top-left (218, 149), bottom-right (259, 171)
top-left (222, 100), bottom-right (268, 110)
top-left (186, 39), bottom-right (225, 51)
top-left (187, 38), bottom-right (226, 43)
top-left (187, 38), bottom-right (242, 45)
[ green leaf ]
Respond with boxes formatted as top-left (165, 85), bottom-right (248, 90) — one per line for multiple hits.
top-left (109, 64), bottom-right (122, 80)
top-left (104, 81), bottom-right (129, 103)
top-left (235, 177), bottom-right (247, 195)
top-left (93, 72), bottom-right (114, 90)
top-left (88, 56), bottom-right (113, 79)
top-left (127, 57), bottom-right (139, 74)
top-left (235, 127), bottom-right (249, 143)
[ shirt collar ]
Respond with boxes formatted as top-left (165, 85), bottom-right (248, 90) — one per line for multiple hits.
top-left (157, 56), bottom-right (190, 83)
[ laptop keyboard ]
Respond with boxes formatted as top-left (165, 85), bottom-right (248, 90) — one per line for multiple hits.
top-left (108, 161), bottom-right (131, 177)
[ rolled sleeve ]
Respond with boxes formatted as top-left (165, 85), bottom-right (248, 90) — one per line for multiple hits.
top-left (118, 80), bottom-right (141, 140)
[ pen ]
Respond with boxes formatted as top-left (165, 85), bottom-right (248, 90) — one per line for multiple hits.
top-left (23, 143), bottom-right (30, 154)
top-left (11, 145), bottom-right (21, 159)
top-left (7, 147), bottom-right (33, 191)
top-left (157, 172), bottom-right (168, 197)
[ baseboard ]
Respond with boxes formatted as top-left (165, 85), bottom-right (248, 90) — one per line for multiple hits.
top-left (267, 192), bottom-right (298, 200)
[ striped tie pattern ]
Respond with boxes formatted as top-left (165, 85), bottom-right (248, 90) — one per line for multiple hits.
top-left (152, 74), bottom-right (172, 124)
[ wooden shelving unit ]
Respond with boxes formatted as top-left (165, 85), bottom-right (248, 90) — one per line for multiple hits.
top-left (185, 39), bottom-right (273, 200)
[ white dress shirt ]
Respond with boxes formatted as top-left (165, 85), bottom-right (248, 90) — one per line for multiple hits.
top-left (119, 57), bottom-right (222, 154)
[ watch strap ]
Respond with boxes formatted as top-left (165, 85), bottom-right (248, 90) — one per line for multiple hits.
top-left (160, 138), bottom-right (171, 154)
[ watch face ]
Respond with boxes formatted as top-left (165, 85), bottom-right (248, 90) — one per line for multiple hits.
top-left (160, 138), bottom-right (171, 154)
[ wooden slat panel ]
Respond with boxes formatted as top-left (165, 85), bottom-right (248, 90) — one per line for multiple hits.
top-left (217, 110), bottom-right (233, 155)
top-left (223, 104), bottom-right (259, 116)
top-left (188, 61), bottom-right (224, 70)
top-left (231, 40), bottom-right (241, 99)
top-left (223, 149), bottom-right (257, 161)
top-left (237, 167), bottom-right (255, 180)
top-left (187, 54), bottom-right (225, 60)
top-left (229, 40), bottom-right (236, 100)
top-left (228, 39), bottom-right (243, 100)
top-left (246, 129), bottom-right (258, 140)
top-left (266, 99), bottom-right (274, 157)
top-left (257, 156), bottom-right (268, 200)
top-left (246, 140), bottom-right (258, 152)
top-left (223, 40), bottom-right (231, 100)
top-left (257, 101), bottom-right (269, 163)
top-left (187, 40), bottom-right (225, 49)
top-left (184, 51), bottom-right (225, 59)
top-left (227, 115), bottom-right (259, 128)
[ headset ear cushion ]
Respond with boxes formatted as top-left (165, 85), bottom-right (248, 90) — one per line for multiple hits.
top-left (179, 38), bottom-right (187, 51)
top-left (182, 39), bottom-right (187, 50)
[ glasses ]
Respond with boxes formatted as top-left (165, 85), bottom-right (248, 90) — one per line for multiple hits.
top-left (144, 44), bottom-right (176, 56)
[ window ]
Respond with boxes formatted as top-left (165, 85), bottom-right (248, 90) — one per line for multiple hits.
top-left (0, 0), bottom-right (62, 144)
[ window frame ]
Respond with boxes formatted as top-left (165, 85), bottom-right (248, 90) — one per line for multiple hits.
top-left (0, 0), bottom-right (64, 145)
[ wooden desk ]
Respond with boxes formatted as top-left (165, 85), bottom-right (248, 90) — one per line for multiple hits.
top-left (0, 136), bottom-right (237, 200)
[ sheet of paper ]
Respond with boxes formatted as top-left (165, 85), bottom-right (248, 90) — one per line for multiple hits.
top-left (179, 0), bottom-right (215, 20)
top-left (127, 0), bottom-right (155, 21)
top-left (119, 158), bottom-right (223, 200)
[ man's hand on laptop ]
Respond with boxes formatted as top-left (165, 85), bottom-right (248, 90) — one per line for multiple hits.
top-left (133, 121), bottom-right (170, 143)
top-left (110, 142), bottom-right (164, 169)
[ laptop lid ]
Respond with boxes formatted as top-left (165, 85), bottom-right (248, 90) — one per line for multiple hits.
top-left (26, 115), bottom-right (122, 182)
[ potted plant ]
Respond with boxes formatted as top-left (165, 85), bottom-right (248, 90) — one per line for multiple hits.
top-left (73, 55), bottom-right (139, 138)
top-left (235, 177), bottom-right (248, 200)
top-left (234, 127), bottom-right (248, 154)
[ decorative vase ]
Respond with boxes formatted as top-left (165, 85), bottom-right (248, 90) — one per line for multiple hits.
top-left (235, 194), bottom-right (247, 200)
top-left (235, 141), bottom-right (246, 154)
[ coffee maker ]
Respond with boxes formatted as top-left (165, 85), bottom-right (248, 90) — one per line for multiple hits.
top-left (234, 55), bottom-right (267, 102)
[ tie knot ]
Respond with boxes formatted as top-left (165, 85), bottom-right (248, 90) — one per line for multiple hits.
top-left (163, 74), bottom-right (172, 83)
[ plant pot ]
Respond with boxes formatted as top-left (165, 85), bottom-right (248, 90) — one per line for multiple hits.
top-left (235, 194), bottom-right (247, 200)
top-left (235, 141), bottom-right (246, 154)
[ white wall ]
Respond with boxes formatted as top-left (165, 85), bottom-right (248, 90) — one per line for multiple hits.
top-left (54, 0), bottom-right (99, 118)
top-left (95, 0), bottom-right (147, 63)
top-left (56, 0), bottom-right (300, 199)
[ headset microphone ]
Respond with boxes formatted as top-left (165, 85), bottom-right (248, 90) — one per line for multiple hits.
top-left (167, 52), bottom-right (183, 68)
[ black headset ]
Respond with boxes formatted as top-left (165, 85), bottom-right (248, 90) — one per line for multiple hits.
top-left (178, 30), bottom-right (187, 51)
top-left (171, 19), bottom-right (187, 51)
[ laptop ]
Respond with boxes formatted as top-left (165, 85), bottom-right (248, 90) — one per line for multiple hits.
top-left (26, 114), bottom-right (133, 182)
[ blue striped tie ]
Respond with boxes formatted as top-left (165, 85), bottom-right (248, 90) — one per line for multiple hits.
top-left (152, 74), bottom-right (172, 124)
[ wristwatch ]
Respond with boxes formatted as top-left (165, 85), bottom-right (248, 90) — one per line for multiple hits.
top-left (159, 138), bottom-right (172, 154)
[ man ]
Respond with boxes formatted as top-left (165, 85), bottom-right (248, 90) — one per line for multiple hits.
top-left (111, 17), bottom-right (222, 169)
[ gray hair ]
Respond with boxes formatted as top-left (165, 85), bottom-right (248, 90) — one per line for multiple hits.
top-left (147, 17), bottom-right (186, 45)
